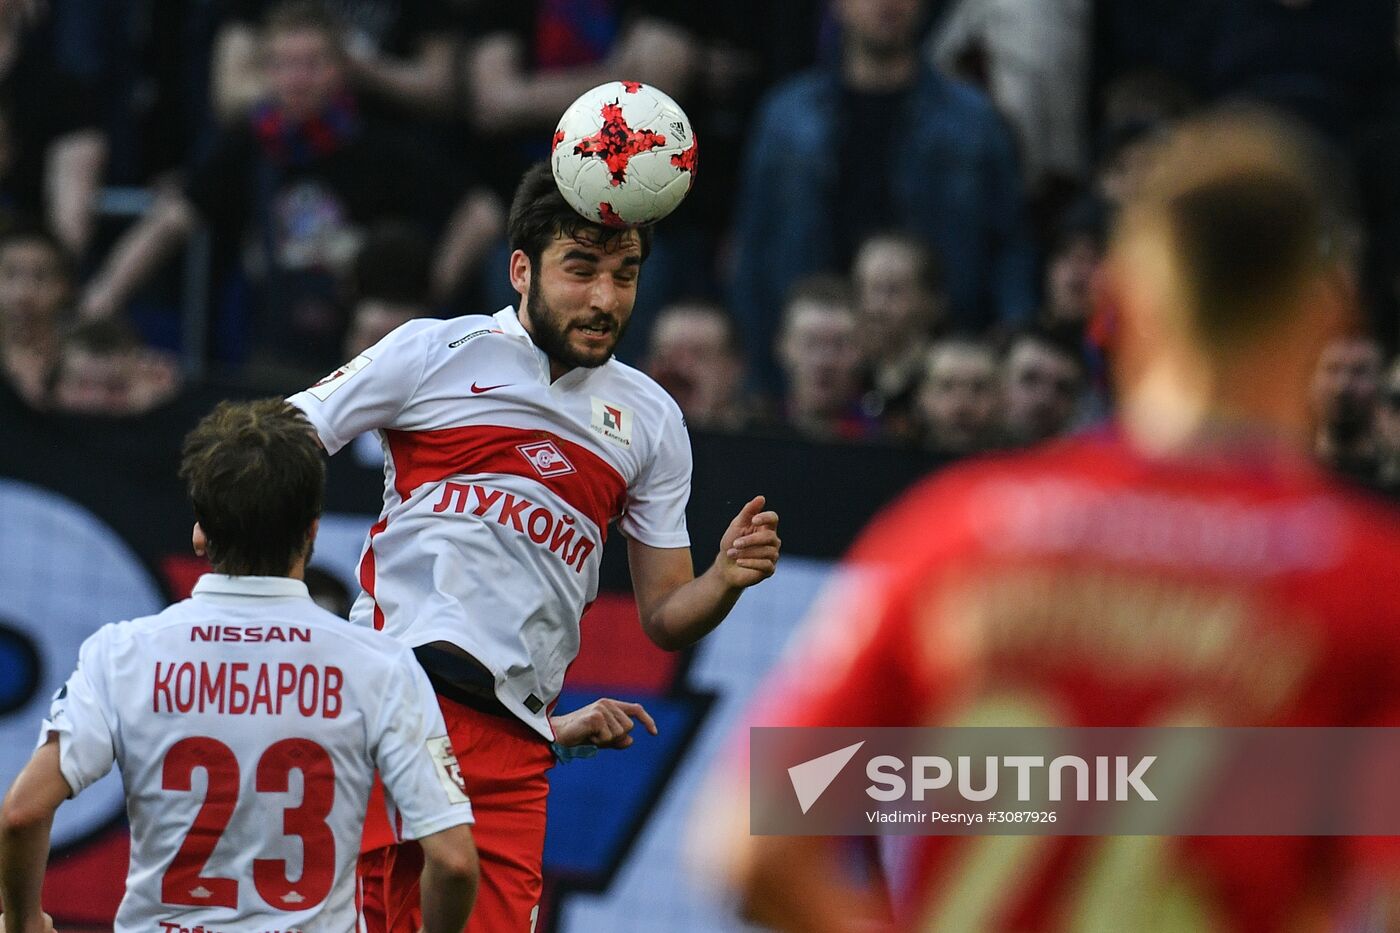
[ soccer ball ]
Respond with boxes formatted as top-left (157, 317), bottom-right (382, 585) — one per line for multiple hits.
top-left (550, 81), bottom-right (698, 227)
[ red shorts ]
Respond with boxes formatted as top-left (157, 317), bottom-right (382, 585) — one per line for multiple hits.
top-left (358, 693), bottom-right (554, 933)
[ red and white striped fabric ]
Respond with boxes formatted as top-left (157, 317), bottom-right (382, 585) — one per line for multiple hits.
top-left (289, 307), bottom-right (691, 738)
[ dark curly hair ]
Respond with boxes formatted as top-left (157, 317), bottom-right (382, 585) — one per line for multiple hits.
top-left (506, 162), bottom-right (653, 271)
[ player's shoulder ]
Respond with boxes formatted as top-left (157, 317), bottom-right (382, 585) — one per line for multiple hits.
top-left (360, 313), bottom-right (515, 375)
top-left (71, 619), bottom-right (132, 660)
top-left (380, 315), bottom-right (483, 352)
top-left (300, 317), bottom-right (454, 392)
top-left (413, 310), bottom-right (533, 371)
top-left (597, 357), bottom-right (686, 425)
top-left (878, 430), bottom-right (1400, 555)
top-left (303, 612), bottom-right (400, 649)
top-left (849, 433), bottom-right (1152, 565)
top-left (106, 595), bottom-right (383, 646)
top-left (368, 312), bottom-right (517, 355)
top-left (884, 429), bottom-right (1387, 511)
top-left (850, 445), bottom-right (1035, 556)
top-left (921, 65), bottom-right (1003, 123)
top-left (73, 600), bottom-right (207, 660)
top-left (881, 436), bottom-right (1080, 512)
top-left (436, 311), bottom-right (514, 350)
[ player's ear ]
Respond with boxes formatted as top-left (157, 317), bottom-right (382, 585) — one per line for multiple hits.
top-left (509, 249), bottom-right (532, 299)
top-left (296, 518), bottom-right (319, 569)
top-left (191, 522), bottom-right (208, 558)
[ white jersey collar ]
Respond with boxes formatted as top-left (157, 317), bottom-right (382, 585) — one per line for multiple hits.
top-left (495, 305), bottom-right (530, 338)
top-left (496, 306), bottom-right (551, 384)
top-left (494, 305), bottom-right (604, 391)
top-left (192, 574), bottom-right (311, 599)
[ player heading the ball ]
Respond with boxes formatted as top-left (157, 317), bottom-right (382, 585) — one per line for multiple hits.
top-left (0, 399), bottom-right (479, 933)
top-left (289, 149), bottom-right (779, 931)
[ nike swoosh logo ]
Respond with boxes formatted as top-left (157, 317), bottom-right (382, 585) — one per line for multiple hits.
top-left (470, 382), bottom-right (510, 394)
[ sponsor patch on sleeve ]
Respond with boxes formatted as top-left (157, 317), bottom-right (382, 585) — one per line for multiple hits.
top-left (426, 735), bottom-right (470, 804)
top-left (306, 354), bottom-right (371, 401)
top-left (589, 396), bottom-right (633, 447)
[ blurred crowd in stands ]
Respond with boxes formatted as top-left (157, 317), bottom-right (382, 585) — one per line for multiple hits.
top-left (3, 0), bottom-right (1400, 495)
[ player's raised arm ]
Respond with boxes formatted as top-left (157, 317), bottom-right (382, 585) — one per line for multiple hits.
top-left (620, 376), bottom-right (780, 648)
top-left (628, 495), bottom-right (781, 650)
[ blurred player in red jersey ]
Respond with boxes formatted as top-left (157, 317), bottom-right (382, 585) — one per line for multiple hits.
top-left (696, 108), bottom-right (1400, 931)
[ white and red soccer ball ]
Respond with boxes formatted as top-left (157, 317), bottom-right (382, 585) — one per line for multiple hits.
top-left (550, 81), bottom-right (698, 227)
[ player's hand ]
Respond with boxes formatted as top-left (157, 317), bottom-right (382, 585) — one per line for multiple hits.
top-left (716, 495), bottom-right (781, 588)
top-left (551, 698), bottom-right (657, 750)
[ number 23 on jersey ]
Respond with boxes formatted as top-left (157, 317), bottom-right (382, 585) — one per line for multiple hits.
top-left (160, 736), bottom-right (336, 912)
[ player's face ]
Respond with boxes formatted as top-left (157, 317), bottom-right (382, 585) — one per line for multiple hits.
top-left (526, 231), bottom-right (642, 370)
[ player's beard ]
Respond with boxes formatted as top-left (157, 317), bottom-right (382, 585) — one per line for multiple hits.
top-left (525, 274), bottom-right (629, 371)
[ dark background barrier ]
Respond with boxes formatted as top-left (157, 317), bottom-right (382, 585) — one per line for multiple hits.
top-left (0, 381), bottom-right (943, 587)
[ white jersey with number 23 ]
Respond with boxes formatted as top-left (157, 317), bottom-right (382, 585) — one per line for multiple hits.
top-left (39, 574), bottom-right (474, 933)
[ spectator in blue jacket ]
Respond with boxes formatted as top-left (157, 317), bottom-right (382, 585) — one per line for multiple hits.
top-left (729, 0), bottom-right (1035, 396)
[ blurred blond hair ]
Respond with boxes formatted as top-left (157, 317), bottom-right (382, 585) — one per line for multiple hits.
top-left (1113, 106), bottom-right (1356, 351)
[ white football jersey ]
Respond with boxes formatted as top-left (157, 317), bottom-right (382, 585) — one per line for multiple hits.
top-left (39, 574), bottom-right (474, 933)
top-left (288, 308), bottom-right (692, 738)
